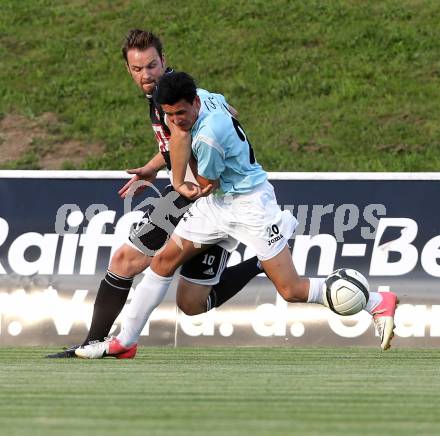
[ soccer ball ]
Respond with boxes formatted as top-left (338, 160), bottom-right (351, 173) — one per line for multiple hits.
top-left (322, 269), bottom-right (369, 316)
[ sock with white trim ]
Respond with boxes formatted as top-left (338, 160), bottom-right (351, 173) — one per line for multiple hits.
top-left (306, 278), bottom-right (326, 305)
top-left (82, 270), bottom-right (133, 345)
top-left (117, 268), bottom-right (172, 346)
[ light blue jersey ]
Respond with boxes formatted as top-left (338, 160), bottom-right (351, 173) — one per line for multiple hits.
top-left (192, 89), bottom-right (267, 195)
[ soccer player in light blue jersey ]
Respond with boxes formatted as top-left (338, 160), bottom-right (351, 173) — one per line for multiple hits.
top-left (48, 30), bottom-right (265, 359)
top-left (77, 72), bottom-right (398, 358)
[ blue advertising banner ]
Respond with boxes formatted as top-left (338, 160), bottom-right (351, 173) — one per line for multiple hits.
top-left (0, 171), bottom-right (439, 347)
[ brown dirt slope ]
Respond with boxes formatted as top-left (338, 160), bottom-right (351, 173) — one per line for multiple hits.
top-left (0, 113), bottom-right (104, 169)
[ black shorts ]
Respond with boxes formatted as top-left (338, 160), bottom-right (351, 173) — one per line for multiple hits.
top-left (128, 185), bottom-right (230, 284)
top-left (180, 245), bottom-right (230, 285)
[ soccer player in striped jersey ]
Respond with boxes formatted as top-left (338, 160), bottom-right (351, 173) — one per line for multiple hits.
top-left (46, 30), bottom-right (263, 358)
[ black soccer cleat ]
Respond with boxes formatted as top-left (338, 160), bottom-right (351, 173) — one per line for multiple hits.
top-left (46, 344), bottom-right (80, 358)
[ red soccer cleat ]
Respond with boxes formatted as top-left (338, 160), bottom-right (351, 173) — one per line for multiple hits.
top-left (75, 337), bottom-right (137, 359)
top-left (372, 292), bottom-right (399, 350)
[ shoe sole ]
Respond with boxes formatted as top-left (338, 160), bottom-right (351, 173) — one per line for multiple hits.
top-left (74, 349), bottom-right (136, 359)
top-left (116, 351), bottom-right (136, 359)
top-left (381, 328), bottom-right (394, 350)
top-left (74, 349), bottom-right (105, 359)
top-left (75, 353), bottom-right (135, 359)
top-left (381, 298), bottom-right (400, 351)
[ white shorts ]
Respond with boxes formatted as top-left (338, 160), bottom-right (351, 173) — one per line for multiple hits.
top-left (174, 181), bottom-right (298, 261)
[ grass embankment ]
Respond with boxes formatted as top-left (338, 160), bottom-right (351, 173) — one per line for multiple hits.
top-left (1, 0), bottom-right (439, 170)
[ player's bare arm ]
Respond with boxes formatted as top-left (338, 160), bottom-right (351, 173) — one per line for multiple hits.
top-left (228, 105), bottom-right (238, 118)
top-left (165, 98), bottom-right (218, 199)
top-left (170, 134), bottom-right (218, 199)
top-left (118, 151), bottom-right (166, 199)
top-left (166, 112), bottom-right (214, 199)
top-left (167, 121), bottom-right (193, 190)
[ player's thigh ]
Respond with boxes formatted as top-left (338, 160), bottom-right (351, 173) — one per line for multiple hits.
top-left (109, 243), bottom-right (151, 277)
top-left (260, 245), bottom-right (308, 302)
top-left (176, 279), bottom-right (212, 315)
top-left (225, 182), bottom-right (297, 262)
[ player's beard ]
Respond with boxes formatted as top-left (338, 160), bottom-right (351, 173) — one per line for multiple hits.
top-left (141, 81), bottom-right (155, 94)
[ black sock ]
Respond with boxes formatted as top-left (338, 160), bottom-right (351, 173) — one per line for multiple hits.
top-left (82, 271), bottom-right (133, 345)
top-left (207, 256), bottom-right (261, 310)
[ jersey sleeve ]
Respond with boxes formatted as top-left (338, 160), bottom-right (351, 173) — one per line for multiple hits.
top-left (212, 92), bottom-right (227, 106)
top-left (193, 135), bottom-right (225, 180)
top-left (212, 93), bottom-right (230, 113)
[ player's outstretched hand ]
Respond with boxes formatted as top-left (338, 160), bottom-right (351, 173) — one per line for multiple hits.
top-left (118, 165), bottom-right (158, 199)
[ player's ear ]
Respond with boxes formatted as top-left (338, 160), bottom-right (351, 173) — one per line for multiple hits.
top-left (194, 95), bottom-right (201, 109)
top-left (161, 54), bottom-right (166, 68)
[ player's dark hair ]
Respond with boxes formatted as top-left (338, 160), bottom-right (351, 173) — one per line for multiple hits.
top-left (154, 71), bottom-right (197, 105)
top-left (122, 29), bottom-right (163, 63)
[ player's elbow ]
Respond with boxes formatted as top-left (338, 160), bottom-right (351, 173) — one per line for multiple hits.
top-left (228, 105), bottom-right (239, 118)
top-left (196, 174), bottom-right (216, 188)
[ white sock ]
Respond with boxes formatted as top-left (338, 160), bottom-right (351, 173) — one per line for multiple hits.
top-left (307, 278), bottom-right (326, 305)
top-left (117, 268), bottom-right (173, 346)
top-left (365, 292), bottom-right (383, 314)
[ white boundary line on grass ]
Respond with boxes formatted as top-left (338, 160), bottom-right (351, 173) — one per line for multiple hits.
top-left (1, 170), bottom-right (440, 180)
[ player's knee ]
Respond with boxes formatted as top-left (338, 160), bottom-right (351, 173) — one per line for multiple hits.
top-left (177, 294), bottom-right (205, 316)
top-left (110, 247), bottom-right (128, 270)
top-left (151, 251), bottom-right (178, 277)
top-left (110, 246), bottom-right (149, 277)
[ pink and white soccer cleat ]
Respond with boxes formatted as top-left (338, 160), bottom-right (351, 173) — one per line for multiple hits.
top-left (75, 337), bottom-right (137, 359)
top-left (372, 291), bottom-right (399, 351)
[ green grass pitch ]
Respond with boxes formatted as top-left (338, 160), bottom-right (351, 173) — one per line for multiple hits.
top-left (1, 347), bottom-right (440, 435)
top-left (2, 0), bottom-right (440, 171)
